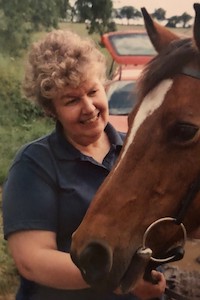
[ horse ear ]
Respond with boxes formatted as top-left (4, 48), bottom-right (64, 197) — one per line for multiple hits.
top-left (193, 3), bottom-right (200, 51)
top-left (141, 7), bottom-right (179, 53)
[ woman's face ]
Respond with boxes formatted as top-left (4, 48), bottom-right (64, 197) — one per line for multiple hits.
top-left (52, 77), bottom-right (109, 146)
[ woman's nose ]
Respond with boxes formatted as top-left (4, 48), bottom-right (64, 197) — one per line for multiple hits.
top-left (82, 96), bottom-right (95, 113)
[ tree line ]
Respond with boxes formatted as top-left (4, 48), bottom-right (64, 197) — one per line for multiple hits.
top-left (0, 0), bottom-right (192, 57)
top-left (114, 6), bottom-right (192, 28)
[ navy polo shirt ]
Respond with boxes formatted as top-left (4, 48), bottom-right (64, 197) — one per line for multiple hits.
top-left (3, 122), bottom-right (139, 300)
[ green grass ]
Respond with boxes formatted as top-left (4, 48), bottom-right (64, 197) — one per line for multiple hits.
top-left (0, 118), bottom-right (53, 297)
top-left (0, 118), bottom-right (54, 184)
top-left (0, 191), bottom-right (19, 298)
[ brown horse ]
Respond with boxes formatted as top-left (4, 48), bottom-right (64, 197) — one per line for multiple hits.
top-left (71, 3), bottom-right (200, 294)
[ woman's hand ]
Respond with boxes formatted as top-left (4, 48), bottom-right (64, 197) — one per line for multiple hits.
top-left (132, 270), bottom-right (166, 300)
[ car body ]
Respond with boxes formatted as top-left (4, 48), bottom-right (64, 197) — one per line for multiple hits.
top-left (102, 30), bottom-right (156, 132)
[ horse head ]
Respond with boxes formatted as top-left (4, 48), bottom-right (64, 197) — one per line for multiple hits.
top-left (71, 3), bottom-right (200, 293)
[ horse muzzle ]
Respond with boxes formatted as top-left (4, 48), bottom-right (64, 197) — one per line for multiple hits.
top-left (70, 238), bottom-right (152, 293)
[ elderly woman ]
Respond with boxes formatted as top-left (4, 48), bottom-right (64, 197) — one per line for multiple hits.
top-left (3, 29), bottom-right (166, 300)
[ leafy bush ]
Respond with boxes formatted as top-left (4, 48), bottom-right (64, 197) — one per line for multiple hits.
top-left (0, 236), bottom-right (19, 296)
top-left (0, 72), bottom-right (44, 126)
top-left (0, 72), bottom-right (53, 185)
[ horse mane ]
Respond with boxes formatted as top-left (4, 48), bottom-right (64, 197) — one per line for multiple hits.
top-left (137, 38), bottom-right (199, 100)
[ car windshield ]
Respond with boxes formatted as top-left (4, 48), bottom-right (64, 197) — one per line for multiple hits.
top-left (109, 33), bottom-right (156, 56)
top-left (107, 81), bottom-right (137, 115)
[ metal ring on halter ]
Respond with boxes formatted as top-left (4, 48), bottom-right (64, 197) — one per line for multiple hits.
top-left (142, 217), bottom-right (187, 263)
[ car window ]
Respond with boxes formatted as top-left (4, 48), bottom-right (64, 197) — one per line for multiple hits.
top-left (107, 81), bottom-right (137, 115)
top-left (109, 33), bottom-right (156, 56)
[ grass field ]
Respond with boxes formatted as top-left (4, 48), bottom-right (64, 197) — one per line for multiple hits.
top-left (0, 21), bottom-right (192, 298)
top-left (0, 191), bottom-right (19, 299)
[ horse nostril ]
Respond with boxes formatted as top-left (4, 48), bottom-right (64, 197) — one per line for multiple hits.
top-left (79, 241), bottom-right (113, 284)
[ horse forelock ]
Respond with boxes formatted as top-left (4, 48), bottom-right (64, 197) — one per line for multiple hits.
top-left (137, 38), bottom-right (199, 100)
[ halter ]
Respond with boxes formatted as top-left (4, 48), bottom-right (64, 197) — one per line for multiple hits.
top-left (175, 172), bottom-right (200, 225)
top-left (138, 65), bottom-right (200, 264)
top-left (181, 66), bottom-right (200, 80)
top-left (141, 169), bottom-right (200, 299)
top-left (137, 172), bottom-right (200, 266)
top-left (175, 66), bottom-right (200, 224)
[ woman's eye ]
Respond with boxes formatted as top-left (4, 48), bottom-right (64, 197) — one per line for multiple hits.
top-left (88, 90), bottom-right (97, 96)
top-left (65, 98), bottom-right (79, 105)
top-left (170, 123), bottom-right (199, 142)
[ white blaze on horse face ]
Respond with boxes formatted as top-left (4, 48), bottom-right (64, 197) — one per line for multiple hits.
top-left (119, 79), bottom-right (173, 163)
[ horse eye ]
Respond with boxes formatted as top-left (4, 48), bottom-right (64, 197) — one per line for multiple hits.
top-left (171, 123), bottom-right (199, 142)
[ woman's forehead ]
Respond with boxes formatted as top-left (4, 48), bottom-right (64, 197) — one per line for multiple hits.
top-left (60, 78), bottom-right (101, 98)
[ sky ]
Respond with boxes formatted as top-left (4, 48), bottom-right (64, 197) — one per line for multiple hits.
top-left (69, 0), bottom-right (197, 18)
top-left (112, 0), bottom-right (196, 17)
top-left (70, 0), bottom-right (195, 18)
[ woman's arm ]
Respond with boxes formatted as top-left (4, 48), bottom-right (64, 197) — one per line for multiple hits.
top-left (8, 230), bottom-right (166, 298)
top-left (8, 230), bottom-right (89, 290)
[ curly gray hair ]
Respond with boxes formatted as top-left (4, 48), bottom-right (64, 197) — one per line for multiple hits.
top-left (23, 30), bottom-right (107, 113)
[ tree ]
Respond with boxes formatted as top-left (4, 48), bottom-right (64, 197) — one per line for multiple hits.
top-left (75, 0), bottom-right (92, 22)
top-left (166, 15), bottom-right (180, 28)
top-left (120, 6), bottom-right (141, 19)
top-left (65, 2), bottom-right (77, 22)
top-left (28, 0), bottom-right (59, 30)
top-left (0, 0), bottom-right (30, 56)
top-left (112, 8), bottom-right (121, 19)
top-left (0, 0), bottom-right (64, 56)
top-left (166, 12), bottom-right (192, 28)
top-left (121, 6), bottom-right (134, 23)
top-left (75, 0), bottom-right (116, 35)
top-left (152, 8), bottom-right (166, 20)
top-left (56, 0), bottom-right (70, 19)
top-left (180, 12), bottom-right (192, 28)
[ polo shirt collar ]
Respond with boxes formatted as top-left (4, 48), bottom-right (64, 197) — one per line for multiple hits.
top-left (49, 121), bottom-right (124, 161)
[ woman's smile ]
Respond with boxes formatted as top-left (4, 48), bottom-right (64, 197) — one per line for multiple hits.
top-left (80, 111), bottom-right (100, 125)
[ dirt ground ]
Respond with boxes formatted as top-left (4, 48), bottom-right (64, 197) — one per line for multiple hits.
top-left (170, 238), bottom-right (200, 271)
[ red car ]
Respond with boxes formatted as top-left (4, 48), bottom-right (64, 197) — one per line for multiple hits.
top-left (102, 30), bottom-right (156, 132)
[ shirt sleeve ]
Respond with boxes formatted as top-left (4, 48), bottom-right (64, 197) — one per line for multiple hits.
top-left (2, 157), bottom-right (58, 239)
